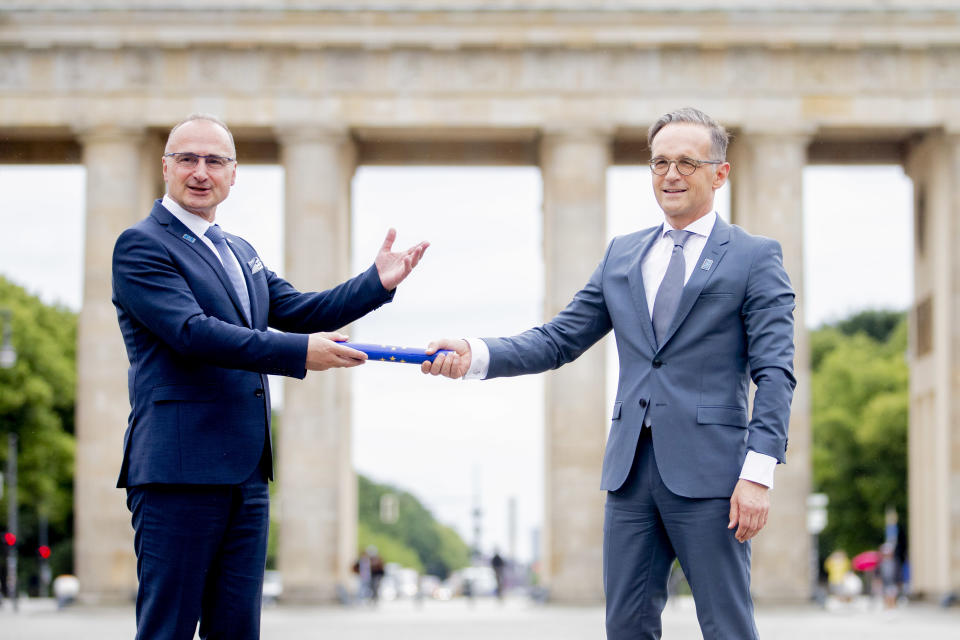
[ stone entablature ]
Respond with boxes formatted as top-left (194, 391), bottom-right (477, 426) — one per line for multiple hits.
top-left (3, 3), bottom-right (960, 50)
top-left (2, 45), bottom-right (960, 136)
top-left (4, 3), bottom-right (960, 135)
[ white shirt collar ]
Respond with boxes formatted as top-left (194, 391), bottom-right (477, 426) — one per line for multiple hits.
top-left (162, 194), bottom-right (213, 239)
top-left (662, 211), bottom-right (717, 239)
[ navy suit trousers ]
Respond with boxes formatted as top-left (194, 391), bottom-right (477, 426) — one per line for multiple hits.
top-left (603, 429), bottom-right (759, 640)
top-left (127, 463), bottom-right (270, 640)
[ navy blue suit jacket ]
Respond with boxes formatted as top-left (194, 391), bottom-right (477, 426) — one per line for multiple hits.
top-left (112, 200), bottom-right (393, 488)
top-left (484, 217), bottom-right (796, 498)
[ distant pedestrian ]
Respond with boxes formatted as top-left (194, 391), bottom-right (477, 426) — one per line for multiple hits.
top-left (879, 543), bottom-right (898, 609)
top-left (491, 550), bottom-right (506, 600)
top-left (824, 550), bottom-right (851, 601)
top-left (353, 546), bottom-right (386, 605)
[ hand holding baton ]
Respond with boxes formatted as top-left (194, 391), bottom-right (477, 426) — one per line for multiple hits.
top-left (342, 342), bottom-right (454, 364)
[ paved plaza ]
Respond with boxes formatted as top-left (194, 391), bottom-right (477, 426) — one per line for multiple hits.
top-left (2, 596), bottom-right (958, 640)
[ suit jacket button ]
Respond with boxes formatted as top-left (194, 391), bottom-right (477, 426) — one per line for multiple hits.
top-left (254, 389), bottom-right (264, 398)
top-left (639, 398), bottom-right (648, 408)
top-left (652, 358), bottom-right (663, 368)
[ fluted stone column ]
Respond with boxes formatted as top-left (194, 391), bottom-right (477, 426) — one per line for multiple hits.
top-left (539, 128), bottom-right (610, 602)
top-left (276, 127), bottom-right (357, 602)
top-left (728, 130), bottom-right (812, 601)
top-left (74, 126), bottom-right (145, 602)
top-left (905, 132), bottom-right (960, 600)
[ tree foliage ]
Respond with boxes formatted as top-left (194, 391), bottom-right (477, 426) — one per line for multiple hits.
top-left (358, 474), bottom-right (470, 578)
top-left (832, 309), bottom-right (905, 344)
top-left (811, 311), bottom-right (908, 559)
top-left (0, 276), bottom-right (77, 589)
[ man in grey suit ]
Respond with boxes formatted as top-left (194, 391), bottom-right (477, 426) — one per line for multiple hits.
top-left (422, 107), bottom-right (796, 639)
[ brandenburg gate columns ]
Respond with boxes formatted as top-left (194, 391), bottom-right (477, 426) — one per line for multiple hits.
top-left (538, 128), bottom-right (610, 602)
top-left (728, 130), bottom-right (812, 600)
top-left (74, 126), bottom-right (144, 601)
top-left (905, 131), bottom-right (960, 600)
top-left (276, 127), bottom-right (358, 602)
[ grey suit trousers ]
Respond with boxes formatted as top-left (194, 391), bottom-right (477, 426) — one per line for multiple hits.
top-left (603, 429), bottom-right (759, 640)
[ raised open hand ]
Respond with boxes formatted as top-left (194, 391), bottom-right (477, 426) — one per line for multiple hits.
top-left (375, 228), bottom-right (429, 291)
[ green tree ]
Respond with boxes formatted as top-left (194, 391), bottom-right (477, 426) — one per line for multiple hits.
top-left (358, 474), bottom-right (470, 578)
top-left (833, 309), bottom-right (904, 343)
top-left (0, 277), bottom-right (77, 592)
top-left (811, 312), bottom-right (908, 559)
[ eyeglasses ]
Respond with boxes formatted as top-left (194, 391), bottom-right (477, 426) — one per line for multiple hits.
top-left (163, 152), bottom-right (235, 170)
top-left (649, 157), bottom-right (723, 176)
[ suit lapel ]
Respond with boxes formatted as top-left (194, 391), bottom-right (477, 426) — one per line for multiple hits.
top-left (657, 216), bottom-right (732, 349)
top-left (626, 224), bottom-right (663, 352)
top-left (152, 203), bottom-right (252, 328)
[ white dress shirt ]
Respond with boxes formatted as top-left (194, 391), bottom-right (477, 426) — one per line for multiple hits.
top-left (161, 194), bottom-right (251, 305)
top-left (464, 211), bottom-right (777, 489)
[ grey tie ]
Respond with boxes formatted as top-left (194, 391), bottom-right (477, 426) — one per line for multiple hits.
top-left (205, 224), bottom-right (251, 323)
top-left (652, 229), bottom-right (693, 346)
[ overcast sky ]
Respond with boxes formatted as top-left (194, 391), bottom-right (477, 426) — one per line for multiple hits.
top-left (0, 163), bottom-right (912, 563)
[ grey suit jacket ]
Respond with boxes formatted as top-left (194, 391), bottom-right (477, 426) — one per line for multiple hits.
top-left (483, 216), bottom-right (796, 499)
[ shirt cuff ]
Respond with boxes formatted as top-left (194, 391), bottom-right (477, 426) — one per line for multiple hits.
top-left (739, 451), bottom-right (777, 489)
top-left (463, 337), bottom-right (490, 380)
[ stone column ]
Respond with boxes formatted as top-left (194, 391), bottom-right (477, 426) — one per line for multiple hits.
top-left (276, 126), bottom-right (357, 602)
top-left (74, 125), bottom-right (145, 602)
top-left (728, 130), bottom-right (812, 601)
top-left (538, 128), bottom-right (610, 602)
top-left (139, 130), bottom-right (167, 212)
top-left (904, 131), bottom-right (960, 600)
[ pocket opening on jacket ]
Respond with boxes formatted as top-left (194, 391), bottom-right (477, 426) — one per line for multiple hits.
top-left (696, 405), bottom-right (746, 428)
top-left (611, 401), bottom-right (622, 420)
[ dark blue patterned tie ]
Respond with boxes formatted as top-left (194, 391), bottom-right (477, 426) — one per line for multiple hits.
top-left (651, 229), bottom-right (693, 347)
top-left (205, 224), bottom-right (251, 323)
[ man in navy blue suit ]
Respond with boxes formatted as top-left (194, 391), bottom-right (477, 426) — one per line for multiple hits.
top-left (422, 108), bottom-right (796, 639)
top-left (112, 113), bottom-right (428, 640)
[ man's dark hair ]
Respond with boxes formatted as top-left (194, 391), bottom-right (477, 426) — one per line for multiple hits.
top-left (647, 107), bottom-right (730, 161)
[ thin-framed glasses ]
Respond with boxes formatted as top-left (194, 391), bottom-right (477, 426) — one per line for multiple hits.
top-left (163, 152), bottom-right (235, 170)
top-left (649, 157), bottom-right (722, 176)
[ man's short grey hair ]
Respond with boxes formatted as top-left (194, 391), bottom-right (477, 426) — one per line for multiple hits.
top-left (647, 107), bottom-right (730, 161)
top-left (165, 113), bottom-right (236, 157)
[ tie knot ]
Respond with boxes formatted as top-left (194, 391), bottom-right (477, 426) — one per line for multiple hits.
top-left (205, 224), bottom-right (226, 243)
top-left (666, 229), bottom-right (693, 249)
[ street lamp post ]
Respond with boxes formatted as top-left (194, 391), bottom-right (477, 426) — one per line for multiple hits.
top-left (0, 308), bottom-right (17, 610)
top-left (0, 309), bottom-right (15, 370)
top-left (807, 493), bottom-right (829, 605)
top-left (5, 432), bottom-right (16, 611)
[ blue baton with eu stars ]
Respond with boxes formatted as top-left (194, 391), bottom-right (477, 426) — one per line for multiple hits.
top-left (342, 342), bottom-right (454, 364)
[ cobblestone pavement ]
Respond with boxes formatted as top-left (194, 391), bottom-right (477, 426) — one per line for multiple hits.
top-left (2, 595), bottom-right (958, 639)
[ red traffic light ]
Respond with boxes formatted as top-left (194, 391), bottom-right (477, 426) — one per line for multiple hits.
top-left (38, 545), bottom-right (51, 559)
top-left (3, 532), bottom-right (15, 546)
